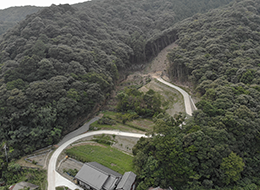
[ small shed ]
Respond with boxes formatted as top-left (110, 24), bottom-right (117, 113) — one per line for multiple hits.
top-left (116, 172), bottom-right (136, 190)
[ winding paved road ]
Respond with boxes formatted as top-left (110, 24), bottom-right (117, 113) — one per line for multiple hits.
top-left (48, 76), bottom-right (197, 189)
top-left (156, 77), bottom-right (197, 116)
top-left (48, 129), bottom-right (146, 190)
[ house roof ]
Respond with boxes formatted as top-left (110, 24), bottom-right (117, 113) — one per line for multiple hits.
top-left (103, 175), bottom-right (120, 190)
top-left (75, 162), bottom-right (122, 190)
top-left (116, 172), bottom-right (136, 190)
top-left (88, 162), bottom-right (122, 177)
top-left (75, 163), bottom-right (109, 190)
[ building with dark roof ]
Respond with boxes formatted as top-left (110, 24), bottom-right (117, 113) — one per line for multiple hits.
top-left (74, 162), bottom-right (122, 190)
top-left (74, 162), bottom-right (136, 190)
top-left (116, 172), bottom-right (136, 190)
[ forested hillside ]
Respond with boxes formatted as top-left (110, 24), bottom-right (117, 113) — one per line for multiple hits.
top-left (5, 0), bottom-right (260, 188)
top-left (133, 0), bottom-right (260, 189)
top-left (73, 0), bottom-right (234, 62)
top-left (0, 0), bottom-right (233, 160)
top-left (0, 6), bottom-right (43, 36)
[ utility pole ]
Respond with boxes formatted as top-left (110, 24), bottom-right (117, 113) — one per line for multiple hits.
top-left (3, 144), bottom-right (8, 163)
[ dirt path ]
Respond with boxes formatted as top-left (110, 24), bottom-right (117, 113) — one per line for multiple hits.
top-left (122, 42), bottom-right (198, 116)
top-left (124, 42), bottom-right (190, 115)
top-left (140, 79), bottom-right (185, 116)
top-left (156, 77), bottom-right (197, 116)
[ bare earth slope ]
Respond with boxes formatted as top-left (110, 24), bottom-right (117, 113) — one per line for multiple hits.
top-left (143, 43), bottom-right (178, 75)
top-left (126, 42), bottom-right (197, 116)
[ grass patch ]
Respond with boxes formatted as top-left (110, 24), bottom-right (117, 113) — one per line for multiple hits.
top-left (90, 120), bottom-right (137, 132)
top-left (152, 80), bottom-right (185, 114)
top-left (127, 118), bottom-right (154, 132)
top-left (124, 123), bottom-right (146, 132)
top-left (65, 144), bottom-right (134, 174)
top-left (56, 187), bottom-right (64, 190)
top-left (92, 134), bottom-right (115, 145)
top-left (90, 111), bottom-right (154, 132)
top-left (102, 111), bottom-right (119, 120)
top-left (56, 187), bottom-right (70, 190)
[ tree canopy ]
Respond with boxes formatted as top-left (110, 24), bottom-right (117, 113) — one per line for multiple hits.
top-left (0, 0), bottom-right (234, 160)
top-left (132, 0), bottom-right (260, 189)
top-left (0, 6), bottom-right (43, 36)
top-left (2, 0), bottom-right (260, 189)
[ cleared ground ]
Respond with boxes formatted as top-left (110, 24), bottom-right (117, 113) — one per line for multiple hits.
top-left (140, 79), bottom-right (185, 116)
top-left (90, 111), bottom-right (154, 133)
top-left (111, 135), bottom-right (140, 154)
top-left (57, 158), bottom-right (83, 182)
top-left (143, 43), bottom-right (177, 74)
top-left (115, 42), bottom-right (188, 117)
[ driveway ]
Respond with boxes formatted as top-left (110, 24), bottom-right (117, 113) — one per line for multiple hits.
top-left (57, 117), bottom-right (100, 146)
top-left (156, 77), bottom-right (197, 116)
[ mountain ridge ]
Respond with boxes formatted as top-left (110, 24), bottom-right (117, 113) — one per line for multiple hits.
top-left (0, 6), bottom-right (44, 36)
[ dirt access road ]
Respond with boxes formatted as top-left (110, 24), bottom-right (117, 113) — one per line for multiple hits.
top-left (156, 77), bottom-right (197, 116)
top-left (126, 42), bottom-right (197, 116)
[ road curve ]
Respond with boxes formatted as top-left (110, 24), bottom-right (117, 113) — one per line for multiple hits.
top-left (156, 77), bottom-right (197, 116)
top-left (57, 117), bottom-right (100, 146)
top-left (48, 77), bottom-right (197, 189)
top-left (48, 130), bottom-right (146, 190)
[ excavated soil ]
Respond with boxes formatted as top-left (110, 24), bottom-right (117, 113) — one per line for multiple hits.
top-left (121, 42), bottom-right (188, 115)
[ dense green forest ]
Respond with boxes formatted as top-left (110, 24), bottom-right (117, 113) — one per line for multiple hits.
top-left (116, 88), bottom-right (165, 117)
top-left (0, 0), bottom-right (233, 158)
top-left (0, 6), bottom-right (43, 36)
top-left (2, 0), bottom-right (259, 189)
top-left (133, 0), bottom-right (260, 189)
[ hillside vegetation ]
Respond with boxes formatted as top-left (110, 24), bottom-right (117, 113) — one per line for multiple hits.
top-left (0, 6), bottom-right (43, 36)
top-left (0, 0), bottom-right (233, 158)
top-left (1, 0), bottom-right (257, 188)
top-left (133, 0), bottom-right (260, 189)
